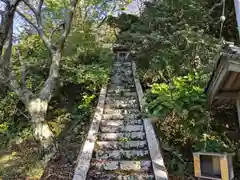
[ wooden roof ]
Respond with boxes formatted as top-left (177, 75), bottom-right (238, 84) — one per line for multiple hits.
top-left (207, 43), bottom-right (240, 106)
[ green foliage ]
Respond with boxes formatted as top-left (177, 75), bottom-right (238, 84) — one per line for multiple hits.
top-left (110, 0), bottom-right (221, 85)
top-left (146, 73), bottom-right (234, 175)
top-left (146, 73), bottom-right (209, 145)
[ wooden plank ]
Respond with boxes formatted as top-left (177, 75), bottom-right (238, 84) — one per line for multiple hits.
top-left (233, 74), bottom-right (240, 91)
top-left (236, 98), bottom-right (240, 128)
top-left (193, 152), bottom-right (231, 156)
top-left (220, 155), bottom-right (229, 180)
top-left (213, 99), bottom-right (225, 107)
top-left (215, 92), bottom-right (239, 99)
top-left (222, 72), bottom-right (238, 91)
top-left (208, 62), bottom-right (229, 105)
top-left (212, 156), bottom-right (221, 175)
top-left (228, 62), bottom-right (240, 72)
top-left (228, 156), bottom-right (234, 179)
top-left (193, 154), bottom-right (201, 177)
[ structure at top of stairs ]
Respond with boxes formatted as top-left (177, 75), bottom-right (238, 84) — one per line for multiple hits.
top-left (206, 42), bottom-right (240, 129)
top-left (72, 47), bottom-right (168, 180)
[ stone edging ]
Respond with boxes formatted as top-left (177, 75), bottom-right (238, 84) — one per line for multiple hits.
top-left (72, 87), bottom-right (107, 180)
top-left (132, 61), bottom-right (169, 180)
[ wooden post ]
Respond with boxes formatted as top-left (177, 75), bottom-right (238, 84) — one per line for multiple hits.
top-left (193, 154), bottom-right (201, 177)
top-left (234, 0), bottom-right (240, 38)
top-left (220, 155), bottom-right (229, 180)
top-left (236, 98), bottom-right (240, 128)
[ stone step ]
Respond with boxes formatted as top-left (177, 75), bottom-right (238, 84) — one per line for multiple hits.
top-left (94, 150), bottom-right (149, 160)
top-left (104, 108), bottom-right (140, 115)
top-left (100, 125), bottom-right (144, 133)
top-left (95, 140), bottom-right (148, 150)
top-left (108, 84), bottom-right (136, 92)
top-left (103, 113), bottom-right (141, 120)
top-left (107, 88), bottom-right (135, 94)
top-left (105, 99), bottom-right (138, 107)
top-left (111, 68), bottom-right (132, 73)
top-left (98, 132), bottom-right (145, 141)
top-left (111, 66), bottom-right (132, 71)
top-left (110, 78), bottom-right (134, 85)
top-left (87, 171), bottom-right (155, 180)
top-left (101, 120), bottom-right (143, 126)
top-left (90, 160), bottom-right (152, 172)
top-left (106, 94), bottom-right (137, 99)
top-left (109, 84), bottom-right (135, 89)
top-left (110, 82), bottom-right (135, 87)
top-left (113, 62), bottom-right (132, 67)
top-left (111, 72), bottom-right (133, 80)
top-left (105, 103), bottom-right (139, 109)
top-left (107, 92), bottom-right (137, 97)
top-left (110, 72), bottom-right (132, 78)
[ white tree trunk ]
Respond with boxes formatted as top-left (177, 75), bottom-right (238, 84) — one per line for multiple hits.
top-left (27, 98), bottom-right (53, 148)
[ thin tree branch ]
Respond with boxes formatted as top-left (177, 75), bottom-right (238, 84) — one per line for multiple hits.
top-left (16, 48), bottom-right (26, 88)
top-left (208, 0), bottom-right (224, 16)
top-left (37, 0), bottom-right (44, 14)
top-left (22, 0), bottom-right (37, 14)
top-left (16, 9), bottom-right (38, 30)
top-left (40, 0), bottom-right (79, 101)
top-left (16, 8), bottom-right (54, 53)
top-left (2, 16), bottom-right (13, 67)
top-left (9, 71), bottom-right (33, 105)
top-left (18, 0), bottom-right (54, 53)
top-left (0, 0), bottom-right (21, 65)
top-left (49, 23), bottom-right (64, 41)
top-left (59, 0), bottom-right (79, 47)
top-left (17, 108), bottom-right (29, 120)
top-left (83, 0), bottom-right (92, 22)
top-left (0, 0), bottom-right (32, 105)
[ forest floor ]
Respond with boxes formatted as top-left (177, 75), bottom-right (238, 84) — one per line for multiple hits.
top-left (0, 84), bottom-right (98, 180)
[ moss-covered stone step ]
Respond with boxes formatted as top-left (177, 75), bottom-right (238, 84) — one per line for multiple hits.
top-left (98, 132), bottom-right (145, 141)
top-left (94, 150), bottom-right (149, 160)
top-left (113, 62), bottom-right (132, 67)
top-left (103, 108), bottom-right (140, 115)
top-left (110, 77), bottom-right (134, 85)
top-left (90, 160), bottom-right (152, 171)
top-left (95, 140), bottom-right (148, 150)
top-left (109, 84), bottom-right (135, 90)
top-left (110, 81), bottom-right (135, 86)
top-left (87, 171), bottom-right (155, 180)
top-left (111, 65), bottom-right (132, 71)
top-left (105, 98), bottom-right (138, 105)
top-left (103, 113), bottom-right (141, 120)
top-left (104, 107), bottom-right (139, 113)
top-left (106, 93), bottom-right (137, 100)
top-left (101, 120), bottom-right (143, 126)
top-left (104, 101), bottom-right (139, 109)
top-left (107, 92), bottom-right (137, 97)
top-left (100, 125), bottom-right (144, 133)
top-left (107, 88), bottom-right (135, 94)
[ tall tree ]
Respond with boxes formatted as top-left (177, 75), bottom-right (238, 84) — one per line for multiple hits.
top-left (0, 0), bottom-right (79, 148)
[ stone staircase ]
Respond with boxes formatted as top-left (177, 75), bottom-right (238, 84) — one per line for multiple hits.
top-left (73, 51), bottom-right (168, 180)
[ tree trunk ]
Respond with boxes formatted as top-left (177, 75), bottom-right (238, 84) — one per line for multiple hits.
top-left (27, 98), bottom-right (54, 149)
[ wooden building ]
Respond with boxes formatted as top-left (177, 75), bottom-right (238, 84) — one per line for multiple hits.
top-left (207, 42), bottom-right (240, 127)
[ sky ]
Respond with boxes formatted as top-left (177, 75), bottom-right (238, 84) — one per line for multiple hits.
top-left (117, 0), bottom-right (142, 16)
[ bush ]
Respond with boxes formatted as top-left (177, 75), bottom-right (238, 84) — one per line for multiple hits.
top-left (145, 73), bottom-right (233, 175)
